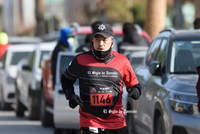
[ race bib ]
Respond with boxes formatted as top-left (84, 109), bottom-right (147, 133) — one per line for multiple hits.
top-left (90, 87), bottom-right (113, 106)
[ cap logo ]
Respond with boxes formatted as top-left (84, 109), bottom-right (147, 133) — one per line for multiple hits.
top-left (98, 24), bottom-right (106, 30)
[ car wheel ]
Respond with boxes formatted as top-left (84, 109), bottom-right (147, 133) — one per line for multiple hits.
top-left (0, 87), bottom-right (11, 110)
top-left (28, 91), bottom-right (40, 120)
top-left (155, 116), bottom-right (165, 134)
top-left (40, 90), bottom-right (53, 127)
top-left (15, 89), bottom-right (25, 116)
top-left (54, 128), bottom-right (63, 134)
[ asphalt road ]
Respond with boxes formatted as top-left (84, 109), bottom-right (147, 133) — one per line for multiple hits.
top-left (0, 110), bottom-right (53, 134)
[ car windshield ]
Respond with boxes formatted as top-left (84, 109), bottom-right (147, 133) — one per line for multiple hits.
top-left (10, 52), bottom-right (30, 65)
top-left (170, 40), bottom-right (200, 74)
top-left (60, 55), bottom-right (79, 84)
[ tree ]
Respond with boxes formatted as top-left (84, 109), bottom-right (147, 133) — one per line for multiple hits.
top-left (131, 2), bottom-right (146, 28)
top-left (174, 0), bottom-right (183, 29)
top-left (194, 0), bottom-right (200, 18)
top-left (103, 0), bottom-right (134, 24)
top-left (35, 0), bottom-right (45, 37)
top-left (145, 0), bottom-right (167, 39)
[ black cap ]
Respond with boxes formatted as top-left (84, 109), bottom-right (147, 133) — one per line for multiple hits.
top-left (92, 23), bottom-right (114, 39)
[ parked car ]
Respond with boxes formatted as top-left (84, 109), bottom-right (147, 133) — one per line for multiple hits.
top-left (122, 51), bottom-right (147, 112)
top-left (40, 53), bottom-right (54, 126)
top-left (8, 36), bottom-right (42, 45)
top-left (119, 45), bottom-right (148, 56)
top-left (53, 52), bottom-right (80, 133)
top-left (126, 29), bottom-right (200, 134)
top-left (41, 52), bottom-right (80, 132)
top-left (0, 44), bottom-right (35, 110)
top-left (15, 41), bottom-right (56, 120)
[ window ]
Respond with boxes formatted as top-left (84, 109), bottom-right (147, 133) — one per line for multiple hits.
top-left (170, 40), bottom-right (200, 73)
top-left (146, 39), bottom-right (162, 66)
top-left (10, 52), bottom-right (30, 65)
top-left (156, 39), bottom-right (167, 72)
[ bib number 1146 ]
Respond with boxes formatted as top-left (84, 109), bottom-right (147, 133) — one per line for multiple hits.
top-left (90, 93), bottom-right (113, 106)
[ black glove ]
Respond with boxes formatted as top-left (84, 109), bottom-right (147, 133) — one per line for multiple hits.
top-left (68, 93), bottom-right (84, 109)
top-left (127, 87), bottom-right (141, 100)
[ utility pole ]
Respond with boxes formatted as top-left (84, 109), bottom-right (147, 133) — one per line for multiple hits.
top-left (194, 0), bottom-right (200, 18)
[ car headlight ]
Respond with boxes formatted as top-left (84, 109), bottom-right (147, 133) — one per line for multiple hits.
top-left (169, 93), bottom-right (198, 115)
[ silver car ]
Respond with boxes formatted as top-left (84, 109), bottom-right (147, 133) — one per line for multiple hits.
top-left (126, 29), bottom-right (200, 134)
top-left (0, 44), bottom-right (35, 110)
top-left (53, 52), bottom-right (80, 133)
top-left (122, 51), bottom-right (147, 113)
top-left (15, 42), bottom-right (56, 119)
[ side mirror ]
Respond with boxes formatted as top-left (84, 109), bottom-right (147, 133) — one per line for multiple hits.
top-left (22, 65), bottom-right (31, 71)
top-left (149, 61), bottom-right (162, 76)
top-left (0, 62), bottom-right (3, 69)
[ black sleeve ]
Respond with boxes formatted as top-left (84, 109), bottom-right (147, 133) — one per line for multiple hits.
top-left (60, 56), bottom-right (79, 99)
top-left (60, 73), bottom-right (75, 99)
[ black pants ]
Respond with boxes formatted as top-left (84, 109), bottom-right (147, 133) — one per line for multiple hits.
top-left (81, 126), bottom-right (128, 134)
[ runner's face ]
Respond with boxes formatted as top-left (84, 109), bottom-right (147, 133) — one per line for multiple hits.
top-left (92, 34), bottom-right (113, 51)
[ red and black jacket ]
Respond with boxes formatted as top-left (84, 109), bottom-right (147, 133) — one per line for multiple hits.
top-left (62, 50), bottom-right (139, 129)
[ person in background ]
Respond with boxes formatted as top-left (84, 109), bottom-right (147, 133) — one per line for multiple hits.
top-left (61, 23), bottom-right (141, 134)
top-left (51, 27), bottom-right (74, 86)
top-left (0, 32), bottom-right (9, 60)
top-left (194, 18), bottom-right (200, 29)
top-left (117, 22), bottom-right (148, 54)
top-left (76, 21), bottom-right (102, 52)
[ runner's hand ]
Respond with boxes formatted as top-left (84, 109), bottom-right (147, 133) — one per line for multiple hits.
top-left (128, 88), bottom-right (140, 100)
top-left (68, 94), bottom-right (84, 109)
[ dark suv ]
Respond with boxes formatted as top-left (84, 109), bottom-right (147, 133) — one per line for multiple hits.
top-left (126, 29), bottom-right (200, 134)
